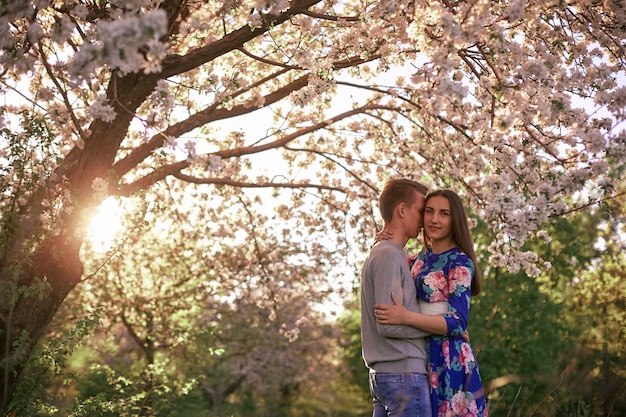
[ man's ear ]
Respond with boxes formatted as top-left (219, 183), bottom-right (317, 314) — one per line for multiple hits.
top-left (397, 202), bottom-right (406, 217)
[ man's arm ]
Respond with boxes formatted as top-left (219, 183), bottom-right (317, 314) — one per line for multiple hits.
top-left (371, 250), bottom-right (430, 339)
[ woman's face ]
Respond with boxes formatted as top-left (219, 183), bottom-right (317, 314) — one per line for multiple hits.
top-left (424, 195), bottom-right (453, 243)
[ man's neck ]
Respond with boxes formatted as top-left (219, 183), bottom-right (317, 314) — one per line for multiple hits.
top-left (385, 223), bottom-right (409, 247)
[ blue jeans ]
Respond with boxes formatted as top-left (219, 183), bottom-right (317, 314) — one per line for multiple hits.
top-left (369, 372), bottom-right (432, 417)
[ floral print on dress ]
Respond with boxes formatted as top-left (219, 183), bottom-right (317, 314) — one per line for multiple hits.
top-left (410, 247), bottom-right (488, 417)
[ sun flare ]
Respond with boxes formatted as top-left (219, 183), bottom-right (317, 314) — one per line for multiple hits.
top-left (86, 197), bottom-right (125, 252)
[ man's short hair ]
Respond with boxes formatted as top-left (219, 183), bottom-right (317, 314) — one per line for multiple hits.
top-left (379, 178), bottom-right (428, 223)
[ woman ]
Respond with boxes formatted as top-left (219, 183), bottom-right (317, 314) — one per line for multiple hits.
top-left (374, 189), bottom-right (488, 417)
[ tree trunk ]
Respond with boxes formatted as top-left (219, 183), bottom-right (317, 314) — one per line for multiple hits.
top-left (0, 72), bottom-right (156, 415)
top-left (1, 233), bottom-right (83, 415)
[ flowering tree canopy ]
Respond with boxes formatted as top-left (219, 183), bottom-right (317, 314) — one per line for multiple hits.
top-left (1, 0), bottom-right (625, 411)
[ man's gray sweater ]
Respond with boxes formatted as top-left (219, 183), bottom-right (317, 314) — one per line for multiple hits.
top-left (360, 240), bottom-right (429, 374)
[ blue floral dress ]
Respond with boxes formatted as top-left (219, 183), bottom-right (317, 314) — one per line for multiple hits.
top-left (409, 247), bottom-right (488, 417)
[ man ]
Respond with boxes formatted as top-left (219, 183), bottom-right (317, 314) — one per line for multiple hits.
top-left (361, 178), bottom-right (431, 417)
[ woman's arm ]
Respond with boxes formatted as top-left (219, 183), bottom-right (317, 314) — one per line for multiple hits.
top-left (375, 293), bottom-right (449, 335)
top-left (441, 257), bottom-right (474, 337)
top-left (375, 293), bottom-right (471, 342)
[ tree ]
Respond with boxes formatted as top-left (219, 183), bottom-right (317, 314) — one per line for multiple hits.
top-left (18, 183), bottom-right (344, 416)
top-left (469, 167), bottom-right (626, 416)
top-left (1, 0), bottom-right (625, 412)
top-left (471, 215), bottom-right (587, 416)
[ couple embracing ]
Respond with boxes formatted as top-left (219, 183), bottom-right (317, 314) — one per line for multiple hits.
top-left (360, 178), bottom-right (488, 417)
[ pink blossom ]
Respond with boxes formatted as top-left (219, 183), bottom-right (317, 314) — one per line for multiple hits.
top-left (430, 369), bottom-right (439, 389)
top-left (461, 400), bottom-right (480, 417)
top-left (438, 400), bottom-right (451, 417)
top-left (442, 339), bottom-right (451, 368)
top-left (451, 391), bottom-right (469, 415)
top-left (410, 258), bottom-right (424, 279)
top-left (460, 343), bottom-right (476, 372)
top-left (424, 271), bottom-right (448, 301)
top-left (450, 266), bottom-right (472, 293)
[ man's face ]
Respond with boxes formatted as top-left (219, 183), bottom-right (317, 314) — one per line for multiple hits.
top-left (403, 191), bottom-right (425, 239)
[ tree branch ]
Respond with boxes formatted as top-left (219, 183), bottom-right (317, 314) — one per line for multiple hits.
top-left (159, 0), bottom-right (323, 78)
top-left (36, 43), bottom-right (87, 141)
top-left (173, 175), bottom-right (346, 193)
top-left (301, 9), bottom-right (360, 22)
top-left (114, 103), bottom-right (388, 195)
top-left (114, 94), bottom-right (389, 195)
top-left (111, 74), bottom-right (309, 178)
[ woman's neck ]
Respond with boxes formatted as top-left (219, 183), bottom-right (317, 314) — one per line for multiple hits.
top-left (430, 238), bottom-right (456, 254)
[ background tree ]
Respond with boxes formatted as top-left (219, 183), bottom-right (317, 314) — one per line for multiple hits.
top-left (2, 0), bottom-right (626, 413)
top-left (18, 182), bottom-right (345, 416)
top-left (465, 154), bottom-right (626, 416)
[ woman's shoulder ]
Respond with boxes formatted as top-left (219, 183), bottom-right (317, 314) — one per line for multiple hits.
top-left (446, 248), bottom-right (474, 268)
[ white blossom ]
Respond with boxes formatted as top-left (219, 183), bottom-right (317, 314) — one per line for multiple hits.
top-left (247, 12), bottom-right (263, 29)
top-left (69, 9), bottom-right (168, 80)
top-left (73, 4), bottom-right (89, 19)
top-left (27, 22), bottom-right (44, 44)
top-left (88, 95), bottom-right (117, 122)
top-left (206, 155), bottom-right (223, 172)
top-left (184, 140), bottom-right (198, 162)
top-left (91, 177), bottom-right (109, 200)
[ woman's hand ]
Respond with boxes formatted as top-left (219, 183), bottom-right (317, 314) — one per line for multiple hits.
top-left (373, 229), bottom-right (393, 245)
top-left (374, 293), bottom-right (407, 325)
